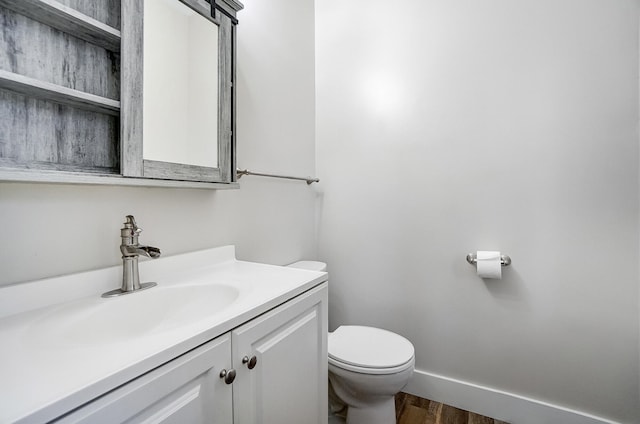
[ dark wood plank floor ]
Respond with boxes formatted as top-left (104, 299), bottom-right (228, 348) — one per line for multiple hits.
top-left (395, 393), bottom-right (509, 424)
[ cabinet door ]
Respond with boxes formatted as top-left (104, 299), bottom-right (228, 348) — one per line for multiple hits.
top-left (121, 0), bottom-right (236, 184)
top-left (232, 283), bottom-right (328, 424)
top-left (55, 334), bottom-right (233, 424)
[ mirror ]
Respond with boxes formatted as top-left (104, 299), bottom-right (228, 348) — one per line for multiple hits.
top-left (143, 0), bottom-right (219, 168)
top-left (121, 0), bottom-right (240, 185)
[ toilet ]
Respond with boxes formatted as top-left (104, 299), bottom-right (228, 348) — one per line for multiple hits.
top-left (287, 261), bottom-right (415, 424)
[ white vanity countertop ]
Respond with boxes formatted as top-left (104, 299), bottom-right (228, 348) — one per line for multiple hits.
top-left (0, 246), bottom-right (327, 424)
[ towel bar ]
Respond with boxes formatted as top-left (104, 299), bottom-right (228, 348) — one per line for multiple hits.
top-left (237, 169), bottom-right (319, 185)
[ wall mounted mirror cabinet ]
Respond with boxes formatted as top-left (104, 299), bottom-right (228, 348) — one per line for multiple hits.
top-left (0, 0), bottom-right (242, 189)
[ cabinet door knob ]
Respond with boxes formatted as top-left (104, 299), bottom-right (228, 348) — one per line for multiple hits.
top-left (242, 355), bottom-right (258, 369)
top-left (219, 368), bottom-right (236, 384)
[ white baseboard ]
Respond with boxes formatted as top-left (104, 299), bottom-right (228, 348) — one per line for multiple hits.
top-left (404, 369), bottom-right (620, 424)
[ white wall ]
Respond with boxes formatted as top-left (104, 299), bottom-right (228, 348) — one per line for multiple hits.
top-left (0, 0), bottom-right (317, 286)
top-left (316, 1), bottom-right (639, 423)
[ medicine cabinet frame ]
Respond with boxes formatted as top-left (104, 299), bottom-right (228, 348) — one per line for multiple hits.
top-left (0, 0), bottom-right (242, 189)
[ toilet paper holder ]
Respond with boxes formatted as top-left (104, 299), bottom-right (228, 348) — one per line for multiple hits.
top-left (466, 253), bottom-right (511, 266)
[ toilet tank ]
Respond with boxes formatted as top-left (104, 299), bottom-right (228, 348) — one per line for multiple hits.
top-left (287, 261), bottom-right (327, 272)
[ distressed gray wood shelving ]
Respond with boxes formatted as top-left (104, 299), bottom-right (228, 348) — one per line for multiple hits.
top-left (0, 70), bottom-right (120, 115)
top-left (0, 0), bottom-right (122, 179)
top-left (0, 0), bottom-right (242, 189)
top-left (0, 0), bottom-right (121, 51)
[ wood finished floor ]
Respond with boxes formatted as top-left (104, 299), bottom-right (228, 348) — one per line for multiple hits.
top-left (395, 393), bottom-right (509, 424)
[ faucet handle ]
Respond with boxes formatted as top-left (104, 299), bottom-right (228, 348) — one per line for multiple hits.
top-left (124, 215), bottom-right (142, 233)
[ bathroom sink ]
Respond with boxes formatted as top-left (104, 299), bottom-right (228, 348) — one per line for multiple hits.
top-left (0, 245), bottom-right (329, 424)
top-left (28, 284), bottom-right (240, 347)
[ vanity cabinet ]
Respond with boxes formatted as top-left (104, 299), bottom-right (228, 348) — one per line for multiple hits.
top-left (54, 283), bottom-right (328, 424)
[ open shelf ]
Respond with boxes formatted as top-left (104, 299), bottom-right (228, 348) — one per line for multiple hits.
top-left (0, 0), bottom-right (121, 52)
top-left (0, 70), bottom-right (120, 115)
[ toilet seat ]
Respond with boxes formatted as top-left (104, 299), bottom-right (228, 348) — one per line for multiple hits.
top-left (328, 326), bottom-right (415, 375)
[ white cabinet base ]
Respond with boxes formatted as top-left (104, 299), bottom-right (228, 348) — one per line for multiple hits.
top-left (54, 283), bottom-right (328, 424)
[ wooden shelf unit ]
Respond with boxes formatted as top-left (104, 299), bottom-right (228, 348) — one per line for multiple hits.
top-left (0, 0), bottom-right (122, 181)
top-left (0, 0), bottom-right (242, 189)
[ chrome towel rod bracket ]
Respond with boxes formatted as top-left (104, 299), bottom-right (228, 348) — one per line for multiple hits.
top-left (466, 253), bottom-right (512, 267)
top-left (236, 169), bottom-right (319, 185)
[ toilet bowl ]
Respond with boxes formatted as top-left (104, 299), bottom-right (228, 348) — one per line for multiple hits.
top-left (287, 261), bottom-right (415, 424)
top-left (328, 325), bottom-right (415, 424)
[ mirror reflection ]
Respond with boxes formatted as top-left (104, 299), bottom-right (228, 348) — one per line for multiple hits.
top-left (143, 0), bottom-right (219, 168)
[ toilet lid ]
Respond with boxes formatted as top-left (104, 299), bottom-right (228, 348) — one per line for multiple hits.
top-left (328, 326), bottom-right (414, 370)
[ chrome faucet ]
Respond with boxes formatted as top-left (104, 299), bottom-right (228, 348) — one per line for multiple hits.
top-left (102, 215), bottom-right (161, 298)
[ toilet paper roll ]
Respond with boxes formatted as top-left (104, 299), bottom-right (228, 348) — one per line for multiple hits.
top-left (476, 251), bottom-right (502, 279)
